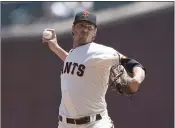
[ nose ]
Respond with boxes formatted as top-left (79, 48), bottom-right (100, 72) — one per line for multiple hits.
top-left (83, 28), bottom-right (88, 33)
top-left (83, 26), bottom-right (89, 33)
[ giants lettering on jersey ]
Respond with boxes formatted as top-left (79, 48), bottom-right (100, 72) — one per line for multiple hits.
top-left (61, 62), bottom-right (86, 77)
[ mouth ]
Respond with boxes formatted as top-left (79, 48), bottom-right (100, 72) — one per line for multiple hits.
top-left (80, 32), bottom-right (87, 36)
top-left (79, 33), bottom-right (88, 38)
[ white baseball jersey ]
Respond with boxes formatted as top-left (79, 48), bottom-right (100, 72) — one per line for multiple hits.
top-left (59, 42), bottom-right (120, 118)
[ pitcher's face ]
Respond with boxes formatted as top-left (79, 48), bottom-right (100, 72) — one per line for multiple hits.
top-left (72, 21), bottom-right (97, 43)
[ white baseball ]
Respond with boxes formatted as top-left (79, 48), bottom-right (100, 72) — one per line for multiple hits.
top-left (43, 30), bottom-right (53, 40)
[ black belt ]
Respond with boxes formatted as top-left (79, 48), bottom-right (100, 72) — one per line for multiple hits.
top-left (59, 114), bottom-right (102, 125)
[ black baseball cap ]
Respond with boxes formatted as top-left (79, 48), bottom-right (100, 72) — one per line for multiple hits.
top-left (73, 11), bottom-right (97, 27)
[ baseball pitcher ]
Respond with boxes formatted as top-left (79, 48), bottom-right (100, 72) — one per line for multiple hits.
top-left (42, 11), bottom-right (146, 128)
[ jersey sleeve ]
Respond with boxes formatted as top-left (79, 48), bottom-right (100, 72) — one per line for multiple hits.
top-left (88, 50), bottom-right (121, 68)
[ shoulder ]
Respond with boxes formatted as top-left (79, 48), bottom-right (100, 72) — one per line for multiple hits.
top-left (87, 42), bottom-right (121, 66)
top-left (91, 42), bottom-right (118, 54)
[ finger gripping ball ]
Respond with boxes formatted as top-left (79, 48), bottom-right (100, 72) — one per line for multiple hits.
top-left (43, 30), bottom-right (53, 40)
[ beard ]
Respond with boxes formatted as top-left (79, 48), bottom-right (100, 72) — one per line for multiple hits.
top-left (77, 33), bottom-right (92, 43)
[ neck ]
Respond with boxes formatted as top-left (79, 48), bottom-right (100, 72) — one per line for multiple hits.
top-left (73, 40), bottom-right (92, 49)
top-left (73, 42), bottom-right (79, 49)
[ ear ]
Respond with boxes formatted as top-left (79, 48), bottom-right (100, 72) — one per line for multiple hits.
top-left (93, 28), bottom-right (97, 36)
top-left (92, 28), bottom-right (97, 41)
top-left (95, 28), bottom-right (97, 35)
top-left (72, 24), bottom-right (75, 36)
top-left (72, 24), bottom-right (75, 32)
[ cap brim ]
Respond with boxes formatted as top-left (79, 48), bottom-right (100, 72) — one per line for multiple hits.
top-left (73, 20), bottom-right (97, 27)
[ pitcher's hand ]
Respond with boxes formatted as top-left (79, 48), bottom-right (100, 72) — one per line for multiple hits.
top-left (42, 28), bottom-right (60, 52)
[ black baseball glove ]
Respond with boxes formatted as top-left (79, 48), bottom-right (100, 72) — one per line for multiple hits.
top-left (108, 64), bottom-right (136, 96)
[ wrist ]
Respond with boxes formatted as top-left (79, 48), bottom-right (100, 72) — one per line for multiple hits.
top-left (132, 67), bottom-right (145, 84)
top-left (51, 45), bottom-right (61, 52)
top-left (132, 75), bottom-right (144, 84)
top-left (127, 78), bottom-right (140, 93)
top-left (132, 77), bottom-right (140, 85)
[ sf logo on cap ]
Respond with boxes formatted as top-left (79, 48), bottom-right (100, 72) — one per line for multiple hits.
top-left (82, 11), bottom-right (89, 17)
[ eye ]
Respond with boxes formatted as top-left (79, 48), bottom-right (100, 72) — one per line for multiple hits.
top-left (88, 25), bottom-right (94, 30)
top-left (81, 24), bottom-right (85, 27)
top-left (87, 25), bottom-right (95, 30)
top-left (78, 23), bottom-right (84, 27)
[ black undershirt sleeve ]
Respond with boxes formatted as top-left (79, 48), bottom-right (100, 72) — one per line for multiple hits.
top-left (121, 58), bottom-right (146, 73)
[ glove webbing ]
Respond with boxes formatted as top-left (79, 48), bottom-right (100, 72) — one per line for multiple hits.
top-left (107, 65), bottom-right (124, 87)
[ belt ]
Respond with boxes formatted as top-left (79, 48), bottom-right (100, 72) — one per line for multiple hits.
top-left (59, 114), bottom-right (102, 125)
